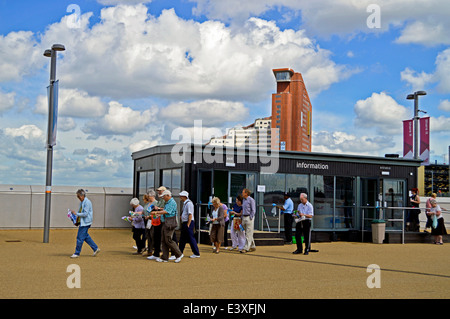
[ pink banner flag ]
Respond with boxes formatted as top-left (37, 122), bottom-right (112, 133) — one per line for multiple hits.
top-left (419, 117), bottom-right (430, 165)
top-left (403, 119), bottom-right (413, 159)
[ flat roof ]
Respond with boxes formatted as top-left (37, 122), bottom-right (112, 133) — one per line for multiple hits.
top-left (131, 143), bottom-right (422, 167)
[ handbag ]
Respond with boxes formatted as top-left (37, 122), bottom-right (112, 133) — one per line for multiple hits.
top-left (233, 217), bottom-right (241, 230)
top-left (164, 215), bottom-right (178, 230)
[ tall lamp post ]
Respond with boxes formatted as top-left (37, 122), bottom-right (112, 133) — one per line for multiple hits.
top-left (43, 44), bottom-right (65, 243)
top-left (406, 90), bottom-right (427, 160)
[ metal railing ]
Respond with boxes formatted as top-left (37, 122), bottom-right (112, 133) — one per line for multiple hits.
top-left (361, 206), bottom-right (450, 244)
top-left (361, 206), bottom-right (406, 244)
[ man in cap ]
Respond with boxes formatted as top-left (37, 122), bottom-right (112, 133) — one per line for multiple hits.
top-left (154, 190), bottom-right (183, 263)
top-left (178, 191), bottom-right (200, 258)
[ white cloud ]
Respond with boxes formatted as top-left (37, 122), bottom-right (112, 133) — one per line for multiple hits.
top-left (191, 0), bottom-right (450, 44)
top-left (98, 0), bottom-right (152, 5)
top-left (159, 99), bottom-right (249, 127)
top-left (400, 67), bottom-right (434, 91)
top-left (395, 21), bottom-right (450, 46)
top-left (128, 139), bottom-right (159, 153)
top-left (430, 116), bottom-right (450, 133)
top-left (354, 92), bottom-right (409, 134)
top-left (4, 124), bottom-right (44, 140)
top-left (0, 31), bottom-right (43, 82)
top-left (38, 5), bottom-right (350, 101)
top-left (438, 100), bottom-right (450, 112)
top-left (401, 48), bottom-right (450, 94)
top-left (82, 101), bottom-right (156, 137)
top-left (312, 130), bottom-right (395, 155)
top-left (35, 88), bottom-right (107, 118)
top-left (0, 90), bottom-right (15, 113)
top-left (58, 117), bottom-right (77, 132)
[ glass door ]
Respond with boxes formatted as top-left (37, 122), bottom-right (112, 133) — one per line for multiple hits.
top-left (382, 179), bottom-right (406, 230)
top-left (197, 169), bottom-right (213, 233)
top-left (360, 178), bottom-right (380, 230)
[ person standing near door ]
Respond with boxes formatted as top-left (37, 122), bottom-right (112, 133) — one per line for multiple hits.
top-left (276, 193), bottom-right (294, 244)
top-left (241, 188), bottom-right (256, 253)
top-left (293, 193), bottom-right (314, 255)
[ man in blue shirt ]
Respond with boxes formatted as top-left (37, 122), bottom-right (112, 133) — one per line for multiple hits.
top-left (70, 189), bottom-right (100, 258)
top-left (154, 190), bottom-right (183, 263)
top-left (277, 193), bottom-right (294, 244)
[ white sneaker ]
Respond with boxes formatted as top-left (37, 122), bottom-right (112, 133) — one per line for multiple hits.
top-left (169, 256), bottom-right (176, 260)
top-left (147, 255), bottom-right (158, 260)
top-left (70, 254), bottom-right (79, 258)
top-left (155, 258), bottom-right (167, 263)
top-left (174, 254), bottom-right (184, 263)
top-left (190, 254), bottom-right (200, 258)
top-left (93, 248), bottom-right (100, 257)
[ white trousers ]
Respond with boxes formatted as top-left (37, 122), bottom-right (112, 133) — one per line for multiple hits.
top-left (230, 219), bottom-right (246, 250)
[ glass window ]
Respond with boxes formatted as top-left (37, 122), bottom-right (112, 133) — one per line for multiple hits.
top-left (161, 168), bottom-right (182, 191)
top-left (286, 174), bottom-right (309, 208)
top-left (146, 171), bottom-right (155, 190)
top-left (162, 170), bottom-right (171, 188)
top-left (139, 172), bottom-right (147, 198)
top-left (276, 71), bottom-right (291, 82)
top-left (172, 168), bottom-right (181, 190)
top-left (312, 175), bottom-right (334, 229)
top-left (138, 170), bottom-right (155, 199)
top-left (260, 173), bottom-right (285, 205)
top-left (335, 177), bottom-right (355, 229)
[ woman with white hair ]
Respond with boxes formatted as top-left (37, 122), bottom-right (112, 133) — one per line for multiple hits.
top-left (130, 197), bottom-right (145, 254)
top-left (428, 199), bottom-right (447, 245)
top-left (210, 197), bottom-right (225, 254)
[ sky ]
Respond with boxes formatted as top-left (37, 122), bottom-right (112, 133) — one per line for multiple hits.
top-left (0, 0), bottom-right (449, 188)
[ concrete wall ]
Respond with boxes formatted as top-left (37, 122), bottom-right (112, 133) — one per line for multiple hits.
top-left (0, 185), bottom-right (133, 229)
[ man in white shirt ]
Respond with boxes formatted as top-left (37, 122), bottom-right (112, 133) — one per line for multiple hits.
top-left (293, 193), bottom-right (314, 255)
top-left (178, 191), bottom-right (200, 258)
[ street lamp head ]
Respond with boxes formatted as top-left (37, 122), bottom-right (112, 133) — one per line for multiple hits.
top-left (51, 44), bottom-right (65, 51)
top-left (43, 49), bottom-right (52, 57)
top-left (415, 90), bottom-right (427, 96)
top-left (406, 94), bottom-right (415, 100)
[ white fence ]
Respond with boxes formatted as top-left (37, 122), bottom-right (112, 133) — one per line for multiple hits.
top-left (0, 185), bottom-right (133, 229)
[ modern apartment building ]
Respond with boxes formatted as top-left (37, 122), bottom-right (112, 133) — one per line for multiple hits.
top-left (271, 68), bottom-right (312, 152)
top-left (208, 68), bottom-right (312, 152)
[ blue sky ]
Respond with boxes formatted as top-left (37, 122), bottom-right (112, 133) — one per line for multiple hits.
top-left (0, 0), bottom-right (449, 187)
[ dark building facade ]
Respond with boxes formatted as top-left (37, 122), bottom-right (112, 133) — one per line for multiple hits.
top-left (424, 164), bottom-right (450, 196)
top-left (132, 144), bottom-right (421, 241)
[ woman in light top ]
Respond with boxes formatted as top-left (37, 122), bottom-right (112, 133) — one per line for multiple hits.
top-left (427, 199), bottom-right (447, 245)
top-left (210, 197), bottom-right (225, 254)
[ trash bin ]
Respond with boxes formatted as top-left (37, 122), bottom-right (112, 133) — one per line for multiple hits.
top-left (371, 219), bottom-right (386, 244)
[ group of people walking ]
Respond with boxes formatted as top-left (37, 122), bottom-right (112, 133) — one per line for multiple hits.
top-left (67, 187), bottom-right (316, 259)
top-left (68, 187), bottom-right (446, 259)
top-left (129, 186), bottom-right (198, 263)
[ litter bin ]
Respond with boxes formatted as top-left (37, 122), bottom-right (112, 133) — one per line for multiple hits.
top-left (371, 219), bottom-right (386, 244)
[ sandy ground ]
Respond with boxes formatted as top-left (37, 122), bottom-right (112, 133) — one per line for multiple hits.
top-left (1, 228), bottom-right (449, 299)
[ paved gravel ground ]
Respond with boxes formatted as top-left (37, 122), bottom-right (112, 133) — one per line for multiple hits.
top-left (1, 229), bottom-right (449, 299)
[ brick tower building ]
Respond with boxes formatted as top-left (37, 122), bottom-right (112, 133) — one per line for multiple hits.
top-left (271, 68), bottom-right (312, 152)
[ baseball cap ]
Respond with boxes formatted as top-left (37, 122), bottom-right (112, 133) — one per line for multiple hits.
top-left (161, 190), bottom-right (172, 196)
top-left (179, 191), bottom-right (189, 197)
